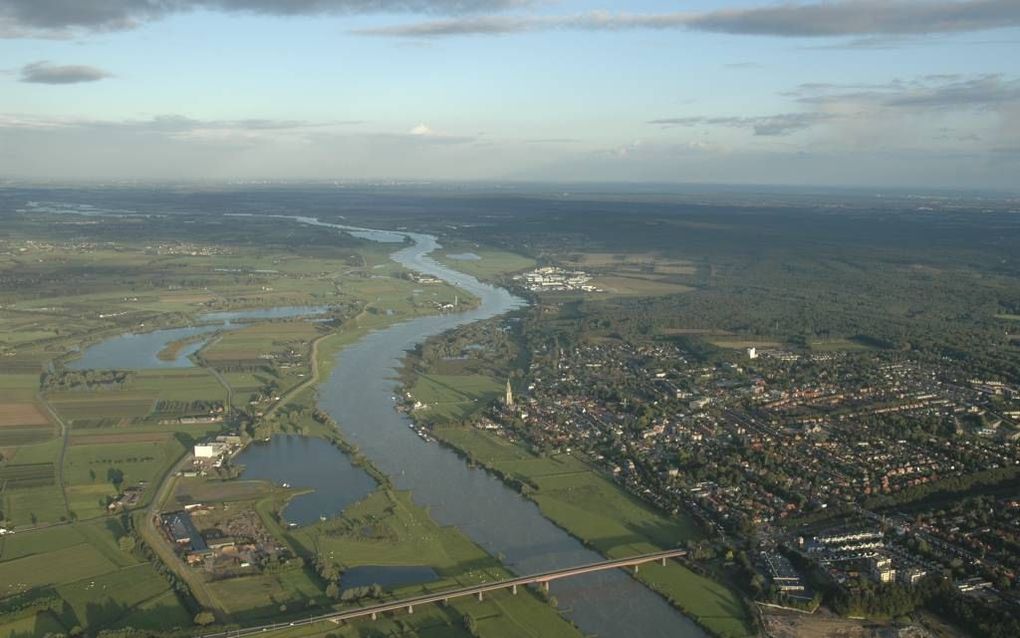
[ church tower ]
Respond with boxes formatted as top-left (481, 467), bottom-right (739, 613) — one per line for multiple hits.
top-left (505, 378), bottom-right (514, 408)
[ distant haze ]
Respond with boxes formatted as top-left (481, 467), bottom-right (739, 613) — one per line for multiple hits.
top-left (1, 1), bottom-right (1019, 190)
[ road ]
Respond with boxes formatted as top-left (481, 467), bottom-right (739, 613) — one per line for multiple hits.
top-left (37, 392), bottom-right (72, 520)
top-left (139, 451), bottom-right (227, 622)
top-left (264, 331), bottom-right (330, 419)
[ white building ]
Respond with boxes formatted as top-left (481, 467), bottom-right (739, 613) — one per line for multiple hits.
top-left (194, 442), bottom-right (225, 458)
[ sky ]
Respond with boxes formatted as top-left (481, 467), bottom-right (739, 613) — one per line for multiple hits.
top-left (1, 0), bottom-right (1019, 190)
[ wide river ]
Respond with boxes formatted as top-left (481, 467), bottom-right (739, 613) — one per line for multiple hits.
top-left (293, 217), bottom-right (707, 638)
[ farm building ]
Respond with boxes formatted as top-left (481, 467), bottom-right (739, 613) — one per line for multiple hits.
top-left (161, 510), bottom-right (209, 553)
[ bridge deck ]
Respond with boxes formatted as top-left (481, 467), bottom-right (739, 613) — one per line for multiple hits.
top-left (201, 549), bottom-right (687, 637)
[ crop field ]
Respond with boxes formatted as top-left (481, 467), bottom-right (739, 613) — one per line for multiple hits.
top-left (48, 394), bottom-right (155, 422)
top-left (0, 404), bottom-right (49, 428)
top-left (0, 427), bottom-right (55, 447)
top-left (68, 431), bottom-right (170, 446)
top-left (0, 462), bottom-right (55, 490)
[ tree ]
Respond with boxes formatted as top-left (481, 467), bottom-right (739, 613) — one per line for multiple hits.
top-left (193, 611), bottom-right (215, 626)
top-left (107, 467), bottom-right (124, 489)
top-left (325, 582), bottom-right (340, 599)
top-left (117, 535), bottom-right (135, 552)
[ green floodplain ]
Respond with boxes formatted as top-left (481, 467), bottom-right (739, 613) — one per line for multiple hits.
top-left (3, 185), bottom-right (1019, 638)
top-left (0, 209), bottom-right (581, 638)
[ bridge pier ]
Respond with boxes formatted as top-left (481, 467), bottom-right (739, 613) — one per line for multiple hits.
top-left (542, 581), bottom-right (550, 592)
top-left (370, 612), bottom-right (377, 621)
top-left (511, 584), bottom-right (517, 595)
top-left (660, 557), bottom-right (667, 566)
top-left (407, 605), bottom-right (414, 615)
top-left (633, 564), bottom-right (639, 574)
top-left (477, 591), bottom-right (484, 602)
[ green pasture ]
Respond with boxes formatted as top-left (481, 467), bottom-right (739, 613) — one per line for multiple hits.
top-left (411, 373), bottom-right (502, 422)
top-left (436, 247), bottom-right (536, 280)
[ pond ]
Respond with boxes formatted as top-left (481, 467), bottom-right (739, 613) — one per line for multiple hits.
top-left (68, 305), bottom-right (329, 369)
top-left (234, 435), bottom-right (377, 526)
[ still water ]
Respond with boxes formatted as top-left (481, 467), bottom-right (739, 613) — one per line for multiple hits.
top-left (69, 305), bottom-right (328, 369)
top-left (295, 217), bottom-right (707, 638)
top-left (235, 435), bottom-right (376, 526)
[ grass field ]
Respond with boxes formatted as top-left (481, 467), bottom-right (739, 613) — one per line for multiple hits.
top-left (0, 375), bottom-right (45, 404)
top-left (433, 426), bottom-right (754, 638)
top-left (411, 373), bottom-right (503, 422)
top-left (0, 542), bottom-right (118, 591)
top-left (0, 516), bottom-right (189, 636)
top-left (56, 563), bottom-right (191, 630)
top-left (285, 488), bottom-right (583, 638)
top-left (591, 275), bottom-right (694, 297)
top-left (436, 247), bottom-right (537, 280)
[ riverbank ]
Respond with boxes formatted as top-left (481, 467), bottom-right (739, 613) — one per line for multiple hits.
top-left (212, 308), bottom-right (583, 636)
top-left (427, 423), bottom-right (757, 638)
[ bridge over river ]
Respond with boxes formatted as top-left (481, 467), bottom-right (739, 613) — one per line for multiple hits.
top-left (200, 549), bottom-right (688, 637)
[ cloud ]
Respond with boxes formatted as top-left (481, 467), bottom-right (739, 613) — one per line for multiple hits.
top-left (649, 113), bottom-right (833, 136)
top-left (685, 0), bottom-right (1020, 37)
top-left (355, 1), bottom-right (1020, 39)
top-left (409, 122), bottom-right (434, 135)
top-left (0, 113), bottom-right (359, 135)
top-left (19, 61), bottom-right (111, 84)
top-left (789, 74), bottom-right (1020, 110)
top-left (0, 0), bottom-right (530, 36)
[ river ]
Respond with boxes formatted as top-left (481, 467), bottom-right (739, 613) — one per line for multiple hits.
top-left (294, 217), bottom-right (707, 638)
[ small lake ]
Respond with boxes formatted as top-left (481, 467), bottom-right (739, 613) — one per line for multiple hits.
top-left (68, 305), bottom-right (329, 370)
top-left (235, 435), bottom-right (376, 526)
top-left (341, 566), bottom-right (439, 592)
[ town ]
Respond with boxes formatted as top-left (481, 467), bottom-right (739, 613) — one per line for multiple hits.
top-left (468, 337), bottom-right (1020, 619)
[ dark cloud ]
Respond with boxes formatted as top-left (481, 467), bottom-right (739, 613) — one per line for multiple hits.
top-left (19, 61), bottom-right (111, 84)
top-left (686, 0), bottom-right (1020, 37)
top-left (649, 113), bottom-right (833, 136)
top-left (355, 1), bottom-right (1020, 39)
top-left (790, 75), bottom-right (1020, 110)
top-left (0, 0), bottom-right (529, 35)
